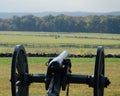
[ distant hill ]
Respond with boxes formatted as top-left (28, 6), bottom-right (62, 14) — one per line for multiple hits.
top-left (0, 11), bottom-right (120, 19)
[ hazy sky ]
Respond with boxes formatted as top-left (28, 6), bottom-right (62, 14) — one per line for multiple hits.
top-left (0, 0), bottom-right (120, 12)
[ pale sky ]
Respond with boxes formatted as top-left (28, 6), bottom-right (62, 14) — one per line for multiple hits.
top-left (0, 0), bottom-right (120, 12)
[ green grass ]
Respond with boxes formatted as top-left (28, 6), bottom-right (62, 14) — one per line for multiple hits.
top-left (0, 31), bottom-right (120, 96)
top-left (0, 31), bottom-right (120, 55)
top-left (0, 57), bottom-right (120, 96)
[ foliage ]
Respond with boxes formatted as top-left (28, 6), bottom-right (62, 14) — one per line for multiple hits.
top-left (0, 15), bottom-right (120, 33)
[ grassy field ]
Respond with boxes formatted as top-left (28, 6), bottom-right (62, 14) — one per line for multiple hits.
top-left (0, 31), bottom-right (120, 55)
top-left (0, 57), bottom-right (120, 96)
top-left (0, 31), bottom-right (120, 96)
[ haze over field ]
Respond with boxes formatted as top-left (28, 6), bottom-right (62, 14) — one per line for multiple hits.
top-left (0, 0), bottom-right (120, 12)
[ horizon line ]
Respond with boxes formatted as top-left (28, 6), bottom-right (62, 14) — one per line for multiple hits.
top-left (0, 11), bottom-right (120, 13)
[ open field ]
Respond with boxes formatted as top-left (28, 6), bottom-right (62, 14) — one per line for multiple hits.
top-left (0, 31), bottom-right (120, 55)
top-left (0, 57), bottom-right (120, 96)
top-left (0, 31), bottom-right (120, 96)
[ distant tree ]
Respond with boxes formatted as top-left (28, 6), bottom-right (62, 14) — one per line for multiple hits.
top-left (20, 15), bottom-right (37, 31)
top-left (105, 16), bottom-right (120, 33)
top-left (0, 15), bottom-right (119, 33)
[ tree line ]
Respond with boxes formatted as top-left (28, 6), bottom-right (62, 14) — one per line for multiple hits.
top-left (0, 14), bottom-right (120, 33)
